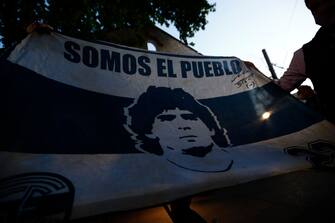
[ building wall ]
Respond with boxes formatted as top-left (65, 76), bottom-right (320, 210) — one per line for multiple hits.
top-left (105, 26), bottom-right (201, 56)
top-left (145, 26), bottom-right (201, 55)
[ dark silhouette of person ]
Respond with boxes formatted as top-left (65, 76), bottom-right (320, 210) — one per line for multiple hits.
top-left (124, 86), bottom-right (233, 172)
top-left (276, 0), bottom-right (335, 123)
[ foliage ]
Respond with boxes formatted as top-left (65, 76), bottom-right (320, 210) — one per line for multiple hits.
top-left (0, 0), bottom-right (215, 48)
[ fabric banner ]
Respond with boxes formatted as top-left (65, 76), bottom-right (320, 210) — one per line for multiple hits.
top-left (1, 31), bottom-right (335, 221)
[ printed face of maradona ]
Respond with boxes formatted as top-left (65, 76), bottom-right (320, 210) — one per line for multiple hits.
top-left (146, 108), bottom-right (215, 156)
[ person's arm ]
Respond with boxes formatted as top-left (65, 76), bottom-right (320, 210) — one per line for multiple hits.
top-left (275, 48), bottom-right (308, 92)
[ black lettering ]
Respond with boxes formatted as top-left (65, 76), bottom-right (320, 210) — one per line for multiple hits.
top-left (138, 56), bottom-right (151, 76)
top-left (197, 61), bottom-right (205, 77)
top-left (157, 58), bottom-right (167, 77)
top-left (83, 46), bottom-right (99, 67)
top-left (64, 41), bottom-right (80, 63)
top-left (204, 61), bottom-right (213, 77)
top-left (123, 54), bottom-right (136, 75)
top-left (167, 60), bottom-right (177, 77)
top-left (100, 49), bottom-right (121, 72)
top-left (192, 61), bottom-right (202, 78)
top-left (231, 60), bottom-right (242, 74)
top-left (223, 61), bottom-right (233, 75)
top-left (181, 61), bottom-right (191, 78)
top-left (212, 62), bottom-right (224, 76)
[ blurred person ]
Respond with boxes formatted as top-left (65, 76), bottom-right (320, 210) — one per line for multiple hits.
top-left (276, 0), bottom-right (335, 123)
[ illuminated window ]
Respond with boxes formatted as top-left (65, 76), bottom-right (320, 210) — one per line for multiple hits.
top-left (147, 42), bottom-right (157, 51)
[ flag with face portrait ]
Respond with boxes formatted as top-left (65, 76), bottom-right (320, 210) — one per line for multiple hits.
top-left (1, 31), bottom-right (335, 221)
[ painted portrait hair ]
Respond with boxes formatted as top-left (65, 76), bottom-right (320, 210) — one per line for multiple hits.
top-left (124, 86), bottom-right (231, 155)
